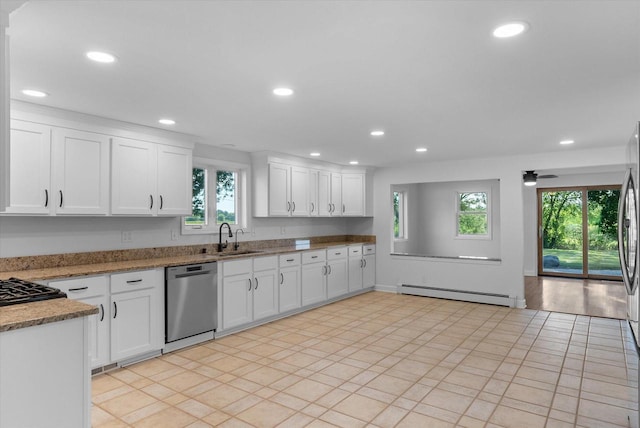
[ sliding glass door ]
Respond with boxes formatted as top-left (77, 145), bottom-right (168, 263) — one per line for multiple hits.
top-left (538, 186), bottom-right (621, 279)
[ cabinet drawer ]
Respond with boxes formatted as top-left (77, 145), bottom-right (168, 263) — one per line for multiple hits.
top-left (223, 259), bottom-right (252, 277)
top-left (327, 247), bottom-right (347, 260)
top-left (302, 250), bottom-right (326, 264)
top-left (51, 275), bottom-right (108, 299)
top-left (348, 245), bottom-right (362, 257)
top-left (253, 255), bottom-right (277, 272)
top-left (363, 244), bottom-right (376, 255)
top-left (279, 253), bottom-right (301, 267)
top-left (111, 269), bottom-right (157, 294)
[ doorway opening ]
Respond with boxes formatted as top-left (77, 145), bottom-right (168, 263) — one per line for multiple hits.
top-left (538, 185), bottom-right (622, 280)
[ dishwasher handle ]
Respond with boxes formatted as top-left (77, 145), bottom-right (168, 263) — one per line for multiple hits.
top-left (173, 269), bottom-right (214, 279)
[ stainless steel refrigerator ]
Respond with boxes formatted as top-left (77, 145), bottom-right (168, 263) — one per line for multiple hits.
top-left (619, 122), bottom-right (640, 428)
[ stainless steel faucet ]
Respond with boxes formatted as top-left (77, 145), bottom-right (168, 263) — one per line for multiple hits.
top-left (218, 222), bottom-right (233, 252)
top-left (234, 228), bottom-right (245, 251)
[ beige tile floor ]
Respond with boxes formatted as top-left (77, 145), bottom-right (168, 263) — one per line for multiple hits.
top-left (92, 292), bottom-right (639, 427)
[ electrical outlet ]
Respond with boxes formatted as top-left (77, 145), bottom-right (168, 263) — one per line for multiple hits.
top-left (280, 226), bottom-right (286, 235)
top-left (171, 229), bottom-right (178, 241)
top-left (122, 231), bottom-right (133, 243)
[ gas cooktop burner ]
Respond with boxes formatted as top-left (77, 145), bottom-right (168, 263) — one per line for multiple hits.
top-left (0, 278), bottom-right (67, 307)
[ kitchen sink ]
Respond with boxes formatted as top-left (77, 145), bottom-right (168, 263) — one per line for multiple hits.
top-left (216, 250), bottom-right (264, 257)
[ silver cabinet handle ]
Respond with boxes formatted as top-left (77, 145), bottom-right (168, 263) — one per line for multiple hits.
top-left (360, 259), bottom-right (363, 268)
top-left (160, 195), bottom-right (164, 210)
top-left (311, 202), bottom-right (315, 212)
top-left (150, 194), bottom-right (154, 210)
top-left (254, 277), bottom-right (259, 290)
top-left (44, 189), bottom-right (49, 207)
top-left (248, 278), bottom-right (252, 291)
top-left (322, 265), bottom-right (327, 275)
top-left (68, 286), bottom-right (88, 292)
top-left (126, 279), bottom-right (143, 284)
top-left (292, 201), bottom-right (296, 212)
top-left (99, 304), bottom-right (104, 322)
top-left (327, 265), bottom-right (332, 275)
top-left (59, 190), bottom-right (63, 208)
top-left (287, 201), bottom-right (291, 212)
top-left (363, 259), bottom-right (367, 268)
top-left (311, 255), bottom-right (318, 259)
top-left (113, 302), bottom-right (117, 319)
top-left (280, 273), bottom-right (284, 284)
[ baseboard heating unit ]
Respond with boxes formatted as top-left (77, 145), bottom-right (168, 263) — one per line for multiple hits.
top-left (399, 284), bottom-right (514, 307)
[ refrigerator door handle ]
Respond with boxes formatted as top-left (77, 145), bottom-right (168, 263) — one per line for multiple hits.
top-left (618, 168), bottom-right (638, 295)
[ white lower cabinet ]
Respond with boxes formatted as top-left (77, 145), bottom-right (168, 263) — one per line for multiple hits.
top-left (110, 269), bottom-right (163, 362)
top-left (301, 250), bottom-right (327, 306)
top-left (279, 254), bottom-right (301, 312)
top-left (363, 244), bottom-right (376, 288)
top-left (348, 245), bottom-right (363, 292)
top-left (327, 246), bottom-right (348, 298)
top-left (222, 256), bottom-right (279, 330)
top-left (51, 275), bottom-right (110, 369)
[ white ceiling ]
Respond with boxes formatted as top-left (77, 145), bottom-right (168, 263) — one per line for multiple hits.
top-left (7, 0), bottom-right (640, 167)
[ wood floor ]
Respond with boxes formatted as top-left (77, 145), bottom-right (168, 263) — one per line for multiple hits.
top-left (525, 276), bottom-right (627, 319)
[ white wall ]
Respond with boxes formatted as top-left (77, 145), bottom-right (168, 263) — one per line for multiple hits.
top-left (373, 147), bottom-right (625, 308)
top-left (414, 179), bottom-right (501, 258)
top-left (522, 170), bottom-right (625, 276)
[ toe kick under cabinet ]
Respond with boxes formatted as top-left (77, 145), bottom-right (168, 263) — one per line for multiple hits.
top-left (49, 268), bottom-right (164, 369)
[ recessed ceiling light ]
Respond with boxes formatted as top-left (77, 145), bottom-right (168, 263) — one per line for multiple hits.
top-left (158, 118), bottom-right (176, 125)
top-left (416, 147), bottom-right (428, 152)
top-left (493, 21), bottom-right (529, 38)
top-left (86, 51), bottom-right (117, 63)
top-left (559, 139), bottom-right (574, 145)
top-left (370, 130), bottom-right (385, 137)
top-left (22, 89), bottom-right (48, 98)
top-left (273, 87), bottom-right (294, 96)
top-left (349, 161), bottom-right (359, 165)
top-left (310, 152), bottom-right (321, 157)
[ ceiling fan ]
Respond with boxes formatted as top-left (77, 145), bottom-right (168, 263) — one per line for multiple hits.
top-left (522, 170), bottom-right (558, 186)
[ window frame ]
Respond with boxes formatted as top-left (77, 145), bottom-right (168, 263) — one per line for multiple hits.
top-left (392, 189), bottom-right (409, 241)
top-left (181, 158), bottom-right (249, 235)
top-left (455, 190), bottom-right (491, 240)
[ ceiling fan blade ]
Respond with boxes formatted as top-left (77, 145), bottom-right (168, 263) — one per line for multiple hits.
top-left (538, 174), bottom-right (558, 179)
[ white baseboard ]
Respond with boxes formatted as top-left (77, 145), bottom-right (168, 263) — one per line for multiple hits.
top-left (374, 284), bottom-right (398, 293)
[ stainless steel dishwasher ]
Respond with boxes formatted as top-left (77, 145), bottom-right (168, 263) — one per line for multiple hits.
top-left (165, 262), bottom-right (217, 343)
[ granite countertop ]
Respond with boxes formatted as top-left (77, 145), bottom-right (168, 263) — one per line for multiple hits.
top-left (0, 298), bottom-right (99, 332)
top-left (0, 241), bottom-right (369, 282)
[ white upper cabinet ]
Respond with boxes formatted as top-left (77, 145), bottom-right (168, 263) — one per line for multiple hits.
top-left (2, 120), bottom-right (109, 215)
top-left (111, 137), bottom-right (192, 216)
top-left (251, 153), bottom-right (372, 218)
top-left (268, 163), bottom-right (310, 216)
top-left (156, 144), bottom-right (192, 216)
top-left (341, 173), bottom-right (365, 216)
top-left (3, 120), bottom-right (51, 214)
top-left (268, 162), bottom-right (291, 216)
top-left (51, 128), bottom-right (110, 215)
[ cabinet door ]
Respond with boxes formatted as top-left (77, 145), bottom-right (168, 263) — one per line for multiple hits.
top-left (301, 262), bottom-right (326, 306)
top-left (82, 295), bottom-right (110, 369)
top-left (157, 144), bottom-right (192, 216)
top-left (253, 269), bottom-right (278, 321)
top-left (327, 258), bottom-right (348, 298)
top-left (4, 120), bottom-right (51, 214)
top-left (222, 273), bottom-right (253, 329)
top-left (290, 166), bottom-right (309, 216)
top-left (279, 266), bottom-right (301, 312)
top-left (269, 163), bottom-right (291, 216)
top-left (308, 170), bottom-right (319, 216)
top-left (330, 172), bottom-right (342, 216)
top-left (342, 173), bottom-right (364, 216)
top-left (363, 254), bottom-right (376, 288)
top-left (51, 128), bottom-right (110, 215)
top-left (348, 257), bottom-right (363, 292)
top-left (111, 137), bottom-right (157, 215)
top-left (317, 170), bottom-right (331, 216)
top-left (111, 288), bottom-right (158, 361)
